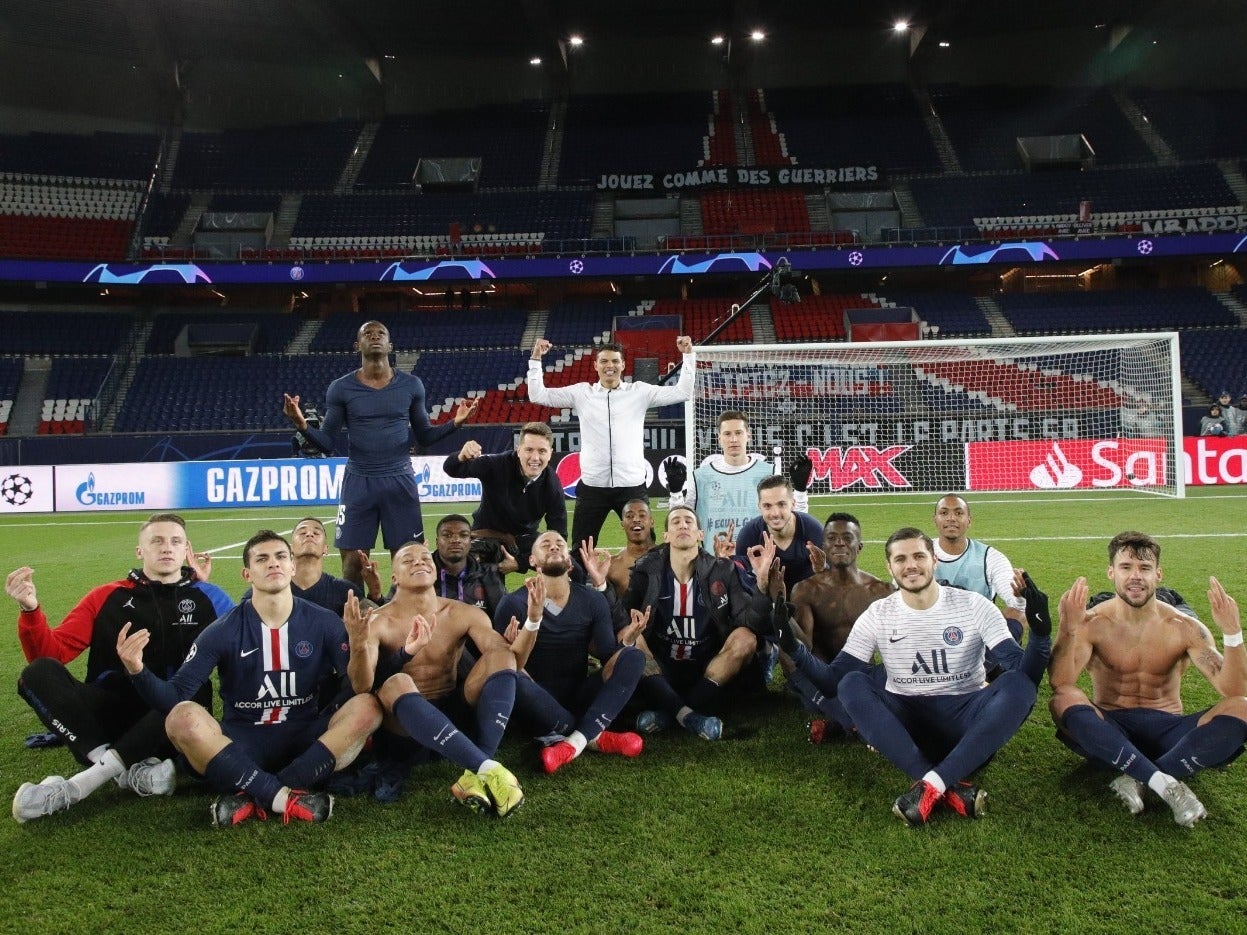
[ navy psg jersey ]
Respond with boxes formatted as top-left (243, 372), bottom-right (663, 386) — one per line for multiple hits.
top-left (131, 597), bottom-right (350, 727)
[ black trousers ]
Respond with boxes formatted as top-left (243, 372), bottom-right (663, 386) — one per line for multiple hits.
top-left (570, 482), bottom-right (649, 552)
top-left (18, 657), bottom-right (173, 768)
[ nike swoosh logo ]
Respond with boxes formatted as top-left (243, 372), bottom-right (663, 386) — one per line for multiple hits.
top-left (240, 648), bottom-right (260, 657)
top-left (888, 635), bottom-right (906, 643)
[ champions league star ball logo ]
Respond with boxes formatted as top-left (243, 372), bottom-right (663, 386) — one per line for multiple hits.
top-left (1137, 240), bottom-right (1154, 255)
top-left (0, 473), bottom-right (33, 506)
top-left (568, 259), bottom-right (585, 274)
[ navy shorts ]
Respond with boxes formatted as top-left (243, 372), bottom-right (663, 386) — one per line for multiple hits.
top-left (222, 715), bottom-right (331, 773)
top-left (1059, 705), bottom-right (1239, 767)
top-left (335, 470), bottom-right (425, 551)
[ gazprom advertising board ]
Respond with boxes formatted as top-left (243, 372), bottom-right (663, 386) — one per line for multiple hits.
top-left (2, 457), bottom-right (481, 514)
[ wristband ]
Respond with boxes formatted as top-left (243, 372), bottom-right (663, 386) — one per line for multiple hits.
top-left (1224, 631), bottom-right (1244, 648)
top-left (396, 646), bottom-right (414, 665)
top-left (595, 580), bottom-right (609, 592)
top-left (524, 617), bottom-right (542, 632)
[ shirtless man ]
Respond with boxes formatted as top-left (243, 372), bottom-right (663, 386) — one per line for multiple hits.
top-left (345, 541), bottom-right (524, 817)
top-left (606, 499), bottom-right (656, 595)
top-left (1050, 531), bottom-right (1247, 827)
top-left (786, 514), bottom-right (894, 743)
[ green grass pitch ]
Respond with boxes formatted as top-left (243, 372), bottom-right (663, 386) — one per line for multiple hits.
top-left (0, 487), bottom-right (1245, 934)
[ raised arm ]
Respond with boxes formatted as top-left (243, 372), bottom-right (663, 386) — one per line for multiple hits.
top-left (1048, 577), bottom-right (1096, 706)
top-left (646, 336), bottom-right (696, 406)
top-left (526, 338), bottom-right (579, 408)
top-left (1188, 576), bottom-right (1247, 697)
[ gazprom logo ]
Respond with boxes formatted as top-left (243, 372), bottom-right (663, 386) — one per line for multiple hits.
top-left (75, 472), bottom-right (146, 507)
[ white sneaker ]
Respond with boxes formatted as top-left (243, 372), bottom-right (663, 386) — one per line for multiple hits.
top-left (1109, 775), bottom-right (1145, 815)
top-left (12, 776), bottom-right (80, 823)
top-left (121, 757), bottom-right (177, 797)
top-left (1158, 779), bottom-right (1207, 828)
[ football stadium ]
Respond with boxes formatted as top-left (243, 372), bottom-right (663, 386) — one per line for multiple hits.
top-left (0, 3), bottom-right (1246, 933)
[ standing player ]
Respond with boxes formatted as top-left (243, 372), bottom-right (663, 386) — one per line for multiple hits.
top-left (8, 513), bottom-right (232, 823)
top-left (773, 527), bottom-right (1050, 825)
top-left (283, 320), bottom-right (478, 587)
top-left (932, 495), bottom-right (1025, 635)
top-left (495, 533), bottom-right (646, 774)
top-left (1049, 532), bottom-right (1247, 827)
top-left (664, 410), bottom-right (811, 557)
top-left (527, 335), bottom-right (695, 551)
top-left (441, 422), bottom-right (566, 574)
top-left (119, 530), bottom-right (383, 827)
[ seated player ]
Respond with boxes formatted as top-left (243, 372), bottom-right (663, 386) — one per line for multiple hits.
top-left (494, 533), bottom-right (646, 774)
top-left (119, 530), bottom-right (383, 827)
top-left (344, 541), bottom-right (524, 817)
top-left (1049, 531), bottom-right (1247, 827)
top-left (8, 513), bottom-right (232, 823)
top-left (765, 527), bottom-right (1050, 826)
top-left (431, 514), bottom-right (507, 619)
top-left (623, 506), bottom-right (762, 741)
top-left (735, 475), bottom-right (824, 593)
top-left (785, 513), bottom-right (894, 742)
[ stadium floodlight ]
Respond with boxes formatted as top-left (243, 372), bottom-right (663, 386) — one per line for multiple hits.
top-left (686, 332), bottom-right (1184, 498)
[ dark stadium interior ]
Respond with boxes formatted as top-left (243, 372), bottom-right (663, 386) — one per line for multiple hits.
top-left (0, 0), bottom-right (1246, 447)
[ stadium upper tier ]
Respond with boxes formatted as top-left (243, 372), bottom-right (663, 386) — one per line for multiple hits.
top-left (2, 83), bottom-right (1246, 262)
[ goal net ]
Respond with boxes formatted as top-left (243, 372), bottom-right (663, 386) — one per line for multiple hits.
top-left (686, 332), bottom-right (1183, 497)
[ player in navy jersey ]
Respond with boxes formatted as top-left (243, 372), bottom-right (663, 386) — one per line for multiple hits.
top-left (735, 475), bottom-right (824, 594)
top-left (242, 517), bottom-right (384, 615)
top-left (494, 532), bottom-right (646, 774)
top-left (282, 320), bottom-right (479, 588)
top-left (344, 541), bottom-right (525, 817)
top-left (764, 527), bottom-right (1051, 826)
top-left (119, 530), bottom-right (383, 827)
top-left (623, 506), bottom-right (762, 741)
top-left (9, 513), bottom-right (232, 823)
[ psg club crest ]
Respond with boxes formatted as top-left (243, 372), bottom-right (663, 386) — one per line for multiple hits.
top-left (942, 626), bottom-right (964, 646)
top-left (294, 640), bottom-right (314, 659)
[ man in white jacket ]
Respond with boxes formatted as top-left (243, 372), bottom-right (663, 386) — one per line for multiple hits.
top-left (527, 335), bottom-right (694, 551)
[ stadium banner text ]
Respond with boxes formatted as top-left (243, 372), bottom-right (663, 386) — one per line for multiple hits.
top-left (1183, 435), bottom-right (1247, 486)
top-left (0, 458), bottom-right (482, 514)
top-left (595, 165), bottom-right (881, 191)
top-left (965, 438), bottom-right (1170, 491)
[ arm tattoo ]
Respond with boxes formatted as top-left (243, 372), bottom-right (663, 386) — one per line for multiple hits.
top-left (1197, 648), bottom-right (1224, 678)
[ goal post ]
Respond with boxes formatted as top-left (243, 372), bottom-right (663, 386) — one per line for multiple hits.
top-left (685, 332), bottom-right (1184, 498)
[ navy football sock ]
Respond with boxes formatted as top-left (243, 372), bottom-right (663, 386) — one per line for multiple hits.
top-left (515, 673), bottom-right (575, 736)
top-left (578, 646), bottom-right (645, 739)
top-left (639, 672), bottom-right (687, 717)
top-left (1060, 704), bottom-right (1158, 783)
top-left (391, 693), bottom-right (489, 772)
top-left (935, 671), bottom-right (1035, 786)
top-left (276, 740), bottom-right (336, 791)
top-left (1156, 715), bottom-right (1247, 778)
top-left (203, 743), bottom-right (283, 810)
top-left (474, 669), bottom-right (516, 757)
top-left (685, 675), bottom-right (721, 712)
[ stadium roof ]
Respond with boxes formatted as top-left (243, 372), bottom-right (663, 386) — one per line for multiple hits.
top-left (1, 0), bottom-right (1244, 71)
